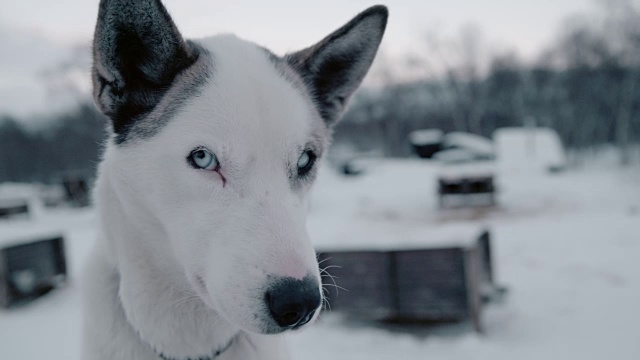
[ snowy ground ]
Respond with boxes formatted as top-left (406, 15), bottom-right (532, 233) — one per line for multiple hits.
top-left (1, 159), bottom-right (639, 359)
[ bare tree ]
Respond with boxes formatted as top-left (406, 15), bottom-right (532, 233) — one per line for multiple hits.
top-left (411, 25), bottom-right (492, 135)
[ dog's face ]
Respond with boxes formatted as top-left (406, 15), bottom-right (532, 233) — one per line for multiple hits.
top-left (92, 0), bottom-right (386, 334)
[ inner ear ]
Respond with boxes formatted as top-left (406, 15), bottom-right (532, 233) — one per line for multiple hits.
top-left (92, 0), bottom-right (199, 142)
top-left (286, 5), bottom-right (388, 126)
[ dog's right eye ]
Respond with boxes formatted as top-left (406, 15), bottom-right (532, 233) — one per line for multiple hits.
top-left (297, 149), bottom-right (317, 177)
top-left (188, 148), bottom-right (219, 171)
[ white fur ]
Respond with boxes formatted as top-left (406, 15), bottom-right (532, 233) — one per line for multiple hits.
top-left (82, 35), bottom-right (326, 360)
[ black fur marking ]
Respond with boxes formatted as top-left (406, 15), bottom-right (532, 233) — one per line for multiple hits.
top-left (92, 0), bottom-right (212, 145)
top-left (113, 42), bottom-right (213, 145)
top-left (285, 5), bottom-right (388, 126)
top-left (286, 140), bottom-right (324, 191)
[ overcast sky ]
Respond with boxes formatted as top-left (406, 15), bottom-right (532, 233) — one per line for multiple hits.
top-left (0, 0), bottom-right (597, 118)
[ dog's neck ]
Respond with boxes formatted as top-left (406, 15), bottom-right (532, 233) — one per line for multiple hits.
top-left (156, 334), bottom-right (237, 360)
top-left (95, 163), bottom-right (241, 359)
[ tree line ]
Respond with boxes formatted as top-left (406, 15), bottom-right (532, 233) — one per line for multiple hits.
top-left (0, 104), bottom-right (106, 183)
top-left (1, 0), bottom-right (639, 184)
top-left (334, 0), bottom-right (640, 163)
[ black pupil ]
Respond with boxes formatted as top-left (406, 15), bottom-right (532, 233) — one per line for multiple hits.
top-left (195, 151), bottom-right (206, 160)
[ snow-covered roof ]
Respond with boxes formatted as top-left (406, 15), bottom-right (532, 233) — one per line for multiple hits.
top-left (443, 132), bottom-right (495, 157)
top-left (0, 227), bottom-right (64, 248)
top-left (408, 129), bottom-right (444, 146)
top-left (313, 222), bottom-right (485, 251)
top-left (433, 149), bottom-right (478, 164)
top-left (0, 197), bottom-right (29, 207)
top-left (437, 162), bottom-right (496, 180)
top-left (0, 183), bottom-right (39, 201)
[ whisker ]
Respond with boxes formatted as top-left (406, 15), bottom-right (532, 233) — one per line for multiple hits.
top-left (319, 264), bottom-right (346, 297)
top-left (320, 264), bottom-right (342, 272)
top-left (321, 274), bottom-right (340, 279)
top-left (169, 285), bottom-right (199, 297)
top-left (322, 283), bottom-right (349, 292)
top-left (322, 296), bottom-right (332, 311)
top-left (171, 295), bottom-right (201, 309)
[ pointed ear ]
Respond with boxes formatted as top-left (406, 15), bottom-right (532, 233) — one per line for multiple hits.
top-left (285, 5), bottom-right (388, 126)
top-left (92, 0), bottom-right (197, 137)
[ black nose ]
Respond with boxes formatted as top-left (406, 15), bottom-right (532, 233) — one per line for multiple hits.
top-left (265, 276), bottom-right (321, 329)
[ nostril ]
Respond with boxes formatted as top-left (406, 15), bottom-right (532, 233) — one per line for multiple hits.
top-left (295, 307), bottom-right (317, 328)
top-left (281, 309), bottom-right (303, 325)
top-left (266, 290), bottom-right (307, 327)
top-left (265, 276), bottom-right (321, 329)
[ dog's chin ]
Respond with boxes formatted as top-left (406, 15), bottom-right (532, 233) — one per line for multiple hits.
top-left (188, 275), bottom-right (214, 307)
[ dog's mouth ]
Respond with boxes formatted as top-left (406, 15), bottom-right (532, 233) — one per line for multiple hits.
top-left (191, 275), bottom-right (209, 303)
top-left (187, 274), bottom-right (217, 310)
top-left (194, 275), bottom-right (208, 294)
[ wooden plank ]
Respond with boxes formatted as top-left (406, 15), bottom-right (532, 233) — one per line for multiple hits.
top-left (464, 246), bottom-right (483, 333)
top-left (315, 228), bottom-right (495, 332)
top-left (477, 231), bottom-right (493, 284)
top-left (394, 248), bottom-right (469, 320)
top-left (0, 249), bottom-right (7, 308)
top-left (317, 251), bottom-right (393, 318)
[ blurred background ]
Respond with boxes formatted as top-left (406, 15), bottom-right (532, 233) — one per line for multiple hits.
top-left (0, 0), bottom-right (639, 359)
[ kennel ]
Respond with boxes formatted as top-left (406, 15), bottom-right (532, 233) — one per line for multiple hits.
top-left (316, 228), bottom-right (499, 332)
top-left (0, 234), bottom-right (67, 307)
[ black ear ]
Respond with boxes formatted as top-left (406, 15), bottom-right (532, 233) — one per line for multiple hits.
top-left (285, 5), bottom-right (388, 126)
top-left (92, 0), bottom-right (197, 137)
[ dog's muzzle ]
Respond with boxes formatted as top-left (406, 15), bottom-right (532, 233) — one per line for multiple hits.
top-left (264, 275), bottom-right (321, 329)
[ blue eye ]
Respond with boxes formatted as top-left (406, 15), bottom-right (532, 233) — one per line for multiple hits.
top-left (297, 149), bottom-right (316, 176)
top-left (189, 148), bottom-right (219, 171)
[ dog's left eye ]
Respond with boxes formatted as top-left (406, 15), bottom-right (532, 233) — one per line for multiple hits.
top-left (188, 148), bottom-right (219, 171)
top-left (297, 149), bottom-right (317, 176)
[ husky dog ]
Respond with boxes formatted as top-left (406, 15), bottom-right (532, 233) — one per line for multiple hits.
top-left (83, 1), bottom-right (387, 359)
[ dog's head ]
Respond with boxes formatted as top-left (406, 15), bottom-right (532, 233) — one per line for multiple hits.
top-left (92, 0), bottom-right (386, 334)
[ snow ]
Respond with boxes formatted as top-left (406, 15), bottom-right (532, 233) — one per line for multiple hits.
top-left (0, 183), bottom-right (39, 209)
top-left (408, 129), bottom-right (444, 146)
top-left (0, 182), bottom-right (54, 219)
top-left (437, 161), bottom-right (496, 180)
top-left (433, 148), bottom-right (478, 164)
top-left (443, 132), bottom-right (495, 158)
top-left (0, 209), bottom-right (97, 359)
top-left (494, 127), bottom-right (567, 173)
top-left (1, 159), bottom-right (640, 359)
top-left (314, 221), bottom-right (483, 251)
top-left (0, 226), bottom-right (65, 248)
